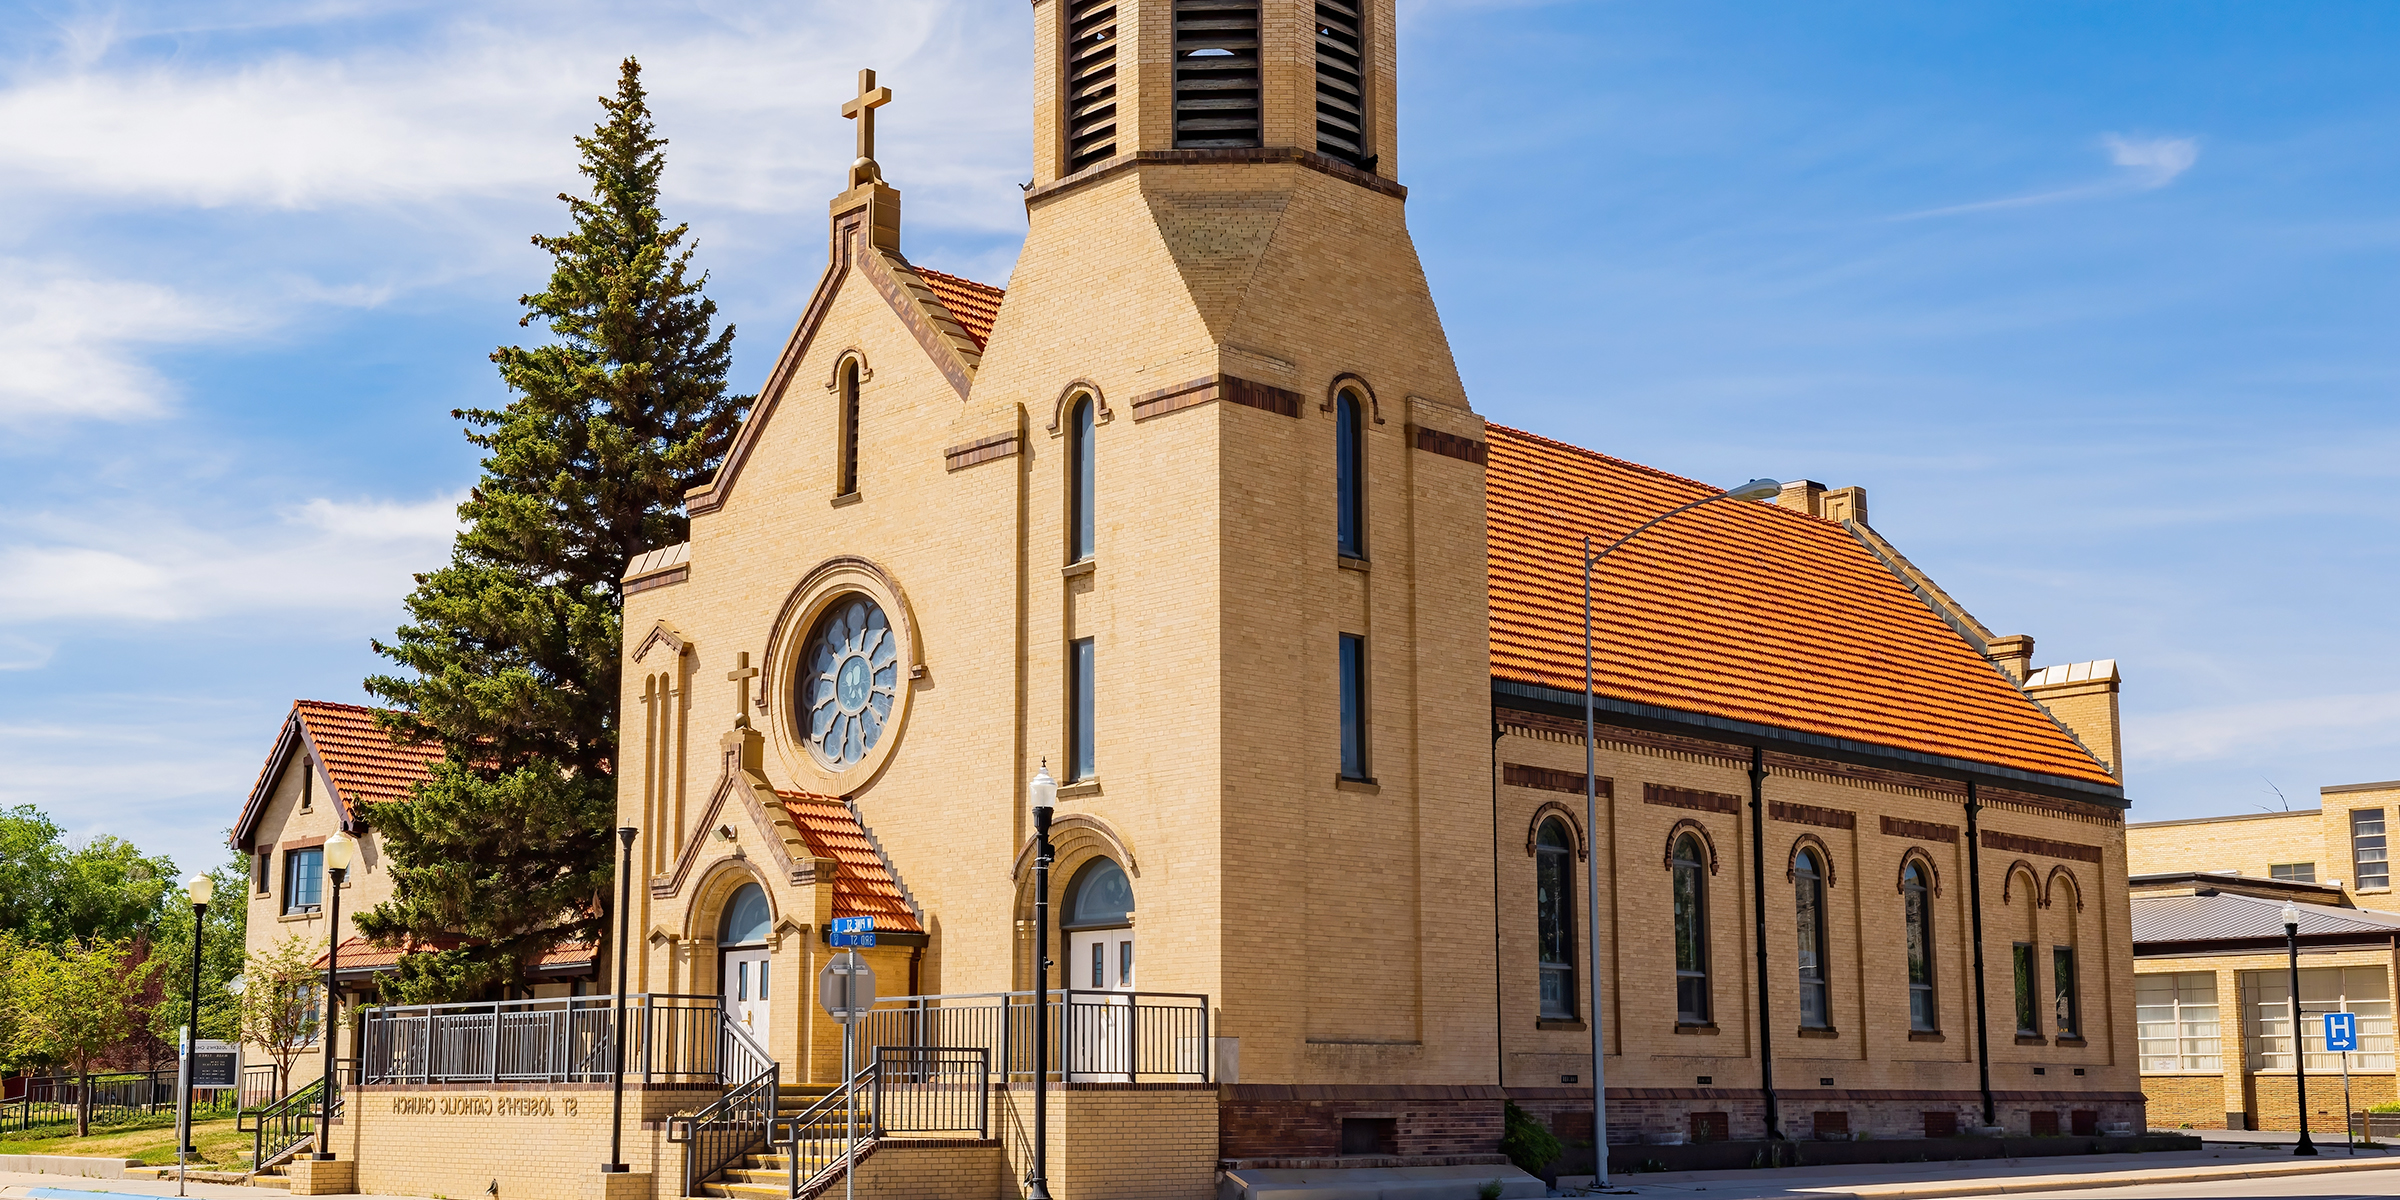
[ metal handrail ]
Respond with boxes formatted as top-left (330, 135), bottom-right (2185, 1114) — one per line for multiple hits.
top-left (855, 990), bottom-right (1210, 1082)
top-left (358, 993), bottom-right (728, 1085)
top-left (665, 1021), bottom-right (778, 1197)
top-left (774, 1059), bottom-right (876, 1199)
top-left (240, 1076), bottom-right (332, 1175)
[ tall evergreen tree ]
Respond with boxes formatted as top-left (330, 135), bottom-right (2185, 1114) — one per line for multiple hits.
top-left (362, 57), bottom-right (749, 1002)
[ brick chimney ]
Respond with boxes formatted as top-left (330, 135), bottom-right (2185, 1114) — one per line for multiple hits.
top-left (2023, 659), bottom-right (2123, 781)
top-left (1822, 486), bottom-right (1869, 526)
top-left (1986, 634), bottom-right (2036, 682)
top-left (1777, 480), bottom-right (1828, 517)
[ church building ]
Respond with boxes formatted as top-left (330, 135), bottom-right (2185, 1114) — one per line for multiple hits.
top-left (321, 4), bottom-right (2148, 1198)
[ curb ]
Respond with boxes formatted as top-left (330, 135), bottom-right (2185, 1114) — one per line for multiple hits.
top-left (1827, 1152), bottom-right (2400, 1197)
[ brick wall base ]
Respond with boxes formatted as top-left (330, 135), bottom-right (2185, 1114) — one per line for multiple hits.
top-left (2141, 1076), bottom-right (2226, 1130)
top-left (2247, 1073), bottom-right (2398, 1132)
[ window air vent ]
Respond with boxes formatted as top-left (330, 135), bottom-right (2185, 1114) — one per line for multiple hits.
top-left (1314, 0), bottom-right (1366, 162)
top-left (1066, 0), bottom-right (1121, 172)
top-left (1173, 0), bottom-right (1261, 149)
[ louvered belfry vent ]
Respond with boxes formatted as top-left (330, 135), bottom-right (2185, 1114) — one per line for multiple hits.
top-left (1066, 0), bottom-right (1121, 172)
top-left (1314, 0), bottom-right (1366, 162)
top-left (1173, 0), bottom-right (1262, 149)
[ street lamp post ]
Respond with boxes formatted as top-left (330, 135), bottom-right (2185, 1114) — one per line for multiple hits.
top-left (311, 831), bottom-right (354, 1162)
top-left (1582, 477), bottom-right (1780, 1183)
top-left (2286, 902), bottom-right (2317, 1155)
top-left (604, 826), bottom-right (638, 1176)
top-left (182, 873), bottom-right (213, 1156)
top-left (1027, 764), bottom-right (1058, 1200)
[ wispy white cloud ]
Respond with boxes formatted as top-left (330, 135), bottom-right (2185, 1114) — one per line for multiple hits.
top-left (0, 264), bottom-right (259, 422)
top-left (0, 493), bottom-right (464, 625)
top-left (0, 635), bottom-right (55, 671)
top-left (1896, 134), bottom-right (2201, 220)
top-left (2127, 690), bottom-right (2400, 768)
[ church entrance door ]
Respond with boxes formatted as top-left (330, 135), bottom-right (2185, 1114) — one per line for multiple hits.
top-left (723, 947), bottom-right (772, 1044)
top-left (1065, 928), bottom-right (1133, 1081)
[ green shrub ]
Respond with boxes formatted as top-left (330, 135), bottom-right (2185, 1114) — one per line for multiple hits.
top-left (1498, 1101), bottom-right (1563, 1176)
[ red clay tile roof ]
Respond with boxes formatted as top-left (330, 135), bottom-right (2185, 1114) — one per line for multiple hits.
top-left (1485, 425), bottom-right (2117, 791)
top-left (915, 268), bottom-right (1003, 349)
top-left (314, 936), bottom-right (594, 973)
top-left (293, 700), bottom-right (442, 806)
top-left (775, 791), bottom-right (925, 933)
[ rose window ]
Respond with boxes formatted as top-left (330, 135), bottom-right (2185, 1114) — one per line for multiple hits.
top-left (801, 597), bottom-right (899, 769)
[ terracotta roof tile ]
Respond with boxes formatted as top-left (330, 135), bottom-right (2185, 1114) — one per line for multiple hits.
top-left (314, 936), bottom-right (594, 973)
top-left (915, 268), bottom-right (1004, 350)
top-left (291, 700), bottom-right (443, 807)
top-left (775, 791), bottom-right (924, 933)
top-left (1485, 426), bottom-right (2117, 790)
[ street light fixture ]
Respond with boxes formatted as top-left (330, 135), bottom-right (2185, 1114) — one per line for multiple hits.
top-left (312, 831), bottom-right (354, 1162)
top-left (1581, 477), bottom-right (1779, 1186)
top-left (181, 873), bottom-right (213, 1160)
top-left (2285, 901), bottom-right (2317, 1155)
top-left (1026, 763), bottom-right (1058, 1200)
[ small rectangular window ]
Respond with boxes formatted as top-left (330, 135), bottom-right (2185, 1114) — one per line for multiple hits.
top-left (1120, 939), bottom-right (1133, 987)
top-left (254, 848), bottom-right (272, 894)
top-left (1069, 637), bottom-right (1096, 782)
top-left (2053, 946), bottom-right (2080, 1038)
top-left (2270, 862), bottom-right (2317, 883)
top-left (283, 846), bottom-right (324, 915)
top-left (1091, 941), bottom-right (1104, 989)
top-left (2354, 809), bottom-right (2388, 889)
top-left (1338, 633), bottom-right (1368, 779)
top-left (2012, 942), bottom-right (2039, 1036)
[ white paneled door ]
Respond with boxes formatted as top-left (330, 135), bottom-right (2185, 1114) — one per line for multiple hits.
top-left (724, 948), bottom-right (772, 1045)
top-left (1066, 929), bottom-right (1133, 1081)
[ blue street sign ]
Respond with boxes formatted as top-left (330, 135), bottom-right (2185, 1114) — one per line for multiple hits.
top-left (2326, 1011), bottom-right (2359, 1053)
top-left (830, 916), bottom-right (874, 934)
top-left (830, 931), bottom-right (876, 948)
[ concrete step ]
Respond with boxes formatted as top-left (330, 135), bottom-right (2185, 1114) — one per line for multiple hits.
top-left (698, 1182), bottom-right (789, 1200)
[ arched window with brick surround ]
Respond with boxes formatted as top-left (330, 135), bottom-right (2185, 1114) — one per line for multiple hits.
top-left (1674, 833), bottom-right (1710, 1024)
top-left (1535, 818), bottom-right (1575, 1019)
top-left (1068, 393), bottom-right (1096, 563)
top-left (1902, 857), bottom-right (1938, 1031)
top-left (1335, 387), bottom-right (1365, 558)
top-left (1795, 847), bottom-right (1830, 1029)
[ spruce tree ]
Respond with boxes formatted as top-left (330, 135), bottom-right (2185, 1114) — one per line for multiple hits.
top-left (362, 57), bottom-right (748, 1002)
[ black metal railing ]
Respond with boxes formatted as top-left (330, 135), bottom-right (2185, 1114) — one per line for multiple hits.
top-left (358, 994), bottom-right (727, 1085)
top-left (775, 1062), bottom-right (871, 1198)
top-left (0, 1070), bottom-right (240, 1136)
top-left (238, 1076), bottom-right (331, 1173)
top-left (239, 1063), bottom-right (282, 1113)
top-left (855, 990), bottom-right (1210, 1081)
top-left (666, 1023), bottom-right (777, 1197)
top-left (869, 1046), bottom-right (988, 1138)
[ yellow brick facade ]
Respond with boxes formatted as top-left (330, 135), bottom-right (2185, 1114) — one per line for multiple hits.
top-left (2130, 782), bottom-right (2400, 910)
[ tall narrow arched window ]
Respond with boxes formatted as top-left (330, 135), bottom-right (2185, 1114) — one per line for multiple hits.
top-left (1795, 849), bottom-right (1829, 1029)
top-left (1902, 860), bottom-right (1937, 1031)
top-left (838, 359), bottom-right (862, 496)
top-left (1673, 834), bottom-right (1710, 1024)
top-left (1335, 390), bottom-right (1365, 558)
top-left (1069, 395), bottom-right (1096, 562)
top-left (1535, 819), bottom-right (1575, 1019)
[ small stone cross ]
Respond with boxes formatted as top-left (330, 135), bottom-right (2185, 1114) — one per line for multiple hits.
top-left (727, 651), bottom-right (760, 728)
top-left (841, 68), bottom-right (893, 186)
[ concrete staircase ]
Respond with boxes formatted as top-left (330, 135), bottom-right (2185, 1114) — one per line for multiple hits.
top-left (692, 1083), bottom-right (857, 1200)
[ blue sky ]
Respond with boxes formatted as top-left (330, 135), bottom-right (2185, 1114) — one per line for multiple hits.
top-left (2, 1), bottom-right (2395, 876)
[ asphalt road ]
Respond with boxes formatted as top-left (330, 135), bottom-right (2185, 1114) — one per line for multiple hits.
top-left (2003, 1170), bottom-right (2400, 1199)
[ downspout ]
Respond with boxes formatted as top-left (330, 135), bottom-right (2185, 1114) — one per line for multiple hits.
top-left (1749, 746), bottom-right (1780, 1139)
top-left (1965, 780), bottom-right (1996, 1126)
top-left (1492, 713), bottom-right (1507, 1089)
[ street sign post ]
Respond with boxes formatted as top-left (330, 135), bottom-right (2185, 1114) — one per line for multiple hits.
top-left (2327, 1012), bottom-right (2358, 1152)
top-left (815, 942), bottom-right (877, 1200)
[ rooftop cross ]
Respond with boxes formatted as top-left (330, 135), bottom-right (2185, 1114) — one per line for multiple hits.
top-left (841, 68), bottom-right (893, 187)
top-left (727, 651), bottom-right (760, 728)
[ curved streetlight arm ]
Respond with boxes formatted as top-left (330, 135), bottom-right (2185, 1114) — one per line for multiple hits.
top-left (1586, 492), bottom-right (1736, 567)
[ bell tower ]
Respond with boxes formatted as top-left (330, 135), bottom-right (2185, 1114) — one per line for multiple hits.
top-left (1033, 0), bottom-right (1393, 186)
top-left (966, 0), bottom-right (1491, 1090)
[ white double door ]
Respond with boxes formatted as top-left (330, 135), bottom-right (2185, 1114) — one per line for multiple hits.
top-left (1065, 929), bottom-right (1133, 1081)
top-left (723, 948), bottom-right (773, 1047)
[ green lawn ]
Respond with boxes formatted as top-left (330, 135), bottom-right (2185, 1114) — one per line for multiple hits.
top-left (0, 1116), bottom-right (255, 1167)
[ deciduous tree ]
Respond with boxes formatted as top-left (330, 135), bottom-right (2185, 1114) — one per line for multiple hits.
top-left (235, 936), bottom-right (325, 1099)
top-left (9, 940), bottom-right (160, 1135)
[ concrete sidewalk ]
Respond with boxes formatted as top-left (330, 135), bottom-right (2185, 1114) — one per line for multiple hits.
top-left (1565, 1141), bottom-right (2400, 1197)
top-left (0, 1173), bottom-right (432, 1200)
